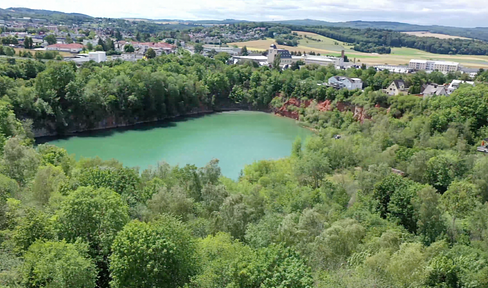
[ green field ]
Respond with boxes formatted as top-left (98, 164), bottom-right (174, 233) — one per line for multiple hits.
top-left (294, 31), bottom-right (354, 52)
top-left (229, 31), bottom-right (488, 68)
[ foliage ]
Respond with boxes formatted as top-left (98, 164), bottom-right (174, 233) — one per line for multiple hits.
top-left (0, 44), bottom-right (488, 288)
top-left (109, 216), bottom-right (198, 288)
top-left (21, 240), bottom-right (97, 288)
top-left (57, 186), bottom-right (129, 257)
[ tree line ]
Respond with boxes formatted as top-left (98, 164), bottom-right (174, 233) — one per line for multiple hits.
top-left (0, 54), bottom-right (477, 135)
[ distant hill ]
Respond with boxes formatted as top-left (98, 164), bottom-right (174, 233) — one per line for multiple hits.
top-left (274, 19), bottom-right (488, 42)
top-left (185, 19), bottom-right (249, 25)
top-left (2, 7), bottom-right (488, 42)
top-left (0, 7), bottom-right (92, 24)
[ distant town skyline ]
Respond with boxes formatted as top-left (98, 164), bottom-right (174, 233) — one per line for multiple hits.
top-left (1, 0), bottom-right (487, 28)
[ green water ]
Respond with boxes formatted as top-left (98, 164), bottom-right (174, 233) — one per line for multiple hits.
top-left (42, 111), bottom-right (312, 179)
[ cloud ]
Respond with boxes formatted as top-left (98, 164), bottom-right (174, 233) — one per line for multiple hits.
top-left (2, 0), bottom-right (487, 27)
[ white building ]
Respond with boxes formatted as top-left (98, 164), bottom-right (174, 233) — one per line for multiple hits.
top-left (203, 45), bottom-right (241, 56)
top-left (231, 55), bottom-right (268, 66)
top-left (121, 53), bottom-right (143, 61)
top-left (89, 51), bottom-right (107, 63)
top-left (231, 44), bottom-right (344, 68)
top-left (375, 65), bottom-right (412, 74)
top-left (298, 55), bottom-right (344, 67)
top-left (46, 43), bottom-right (84, 53)
top-left (328, 76), bottom-right (363, 90)
top-left (447, 80), bottom-right (475, 94)
top-left (267, 44), bottom-right (344, 68)
top-left (409, 59), bottom-right (460, 73)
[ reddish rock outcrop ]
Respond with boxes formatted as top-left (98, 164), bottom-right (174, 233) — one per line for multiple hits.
top-left (274, 97), bottom-right (312, 120)
top-left (274, 97), bottom-right (374, 123)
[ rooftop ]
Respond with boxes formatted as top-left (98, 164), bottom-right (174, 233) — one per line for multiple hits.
top-left (132, 42), bottom-right (175, 49)
top-left (410, 59), bottom-right (459, 65)
top-left (47, 43), bottom-right (84, 49)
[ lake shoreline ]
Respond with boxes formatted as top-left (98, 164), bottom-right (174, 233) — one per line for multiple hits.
top-left (34, 104), bottom-right (276, 139)
top-left (35, 107), bottom-right (274, 141)
top-left (273, 113), bottom-right (318, 133)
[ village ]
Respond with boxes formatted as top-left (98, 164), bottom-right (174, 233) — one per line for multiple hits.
top-left (0, 14), bottom-right (480, 100)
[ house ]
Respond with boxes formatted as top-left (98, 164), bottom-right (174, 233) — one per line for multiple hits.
top-left (421, 83), bottom-right (447, 98)
top-left (447, 80), bottom-right (475, 94)
top-left (328, 76), bottom-right (363, 90)
top-left (83, 39), bottom-right (99, 47)
top-left (46, 43), bottom-right (84, 53)
top-left (384, 80), bottom-right (409, 96)
top-left (121, 53), bottom-right (143, 61)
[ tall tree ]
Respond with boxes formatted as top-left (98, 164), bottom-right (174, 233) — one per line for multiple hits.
top-left (57, 186), bottom-right (129, 287)
top-left (24, 36), bottom-right (33, 49)
top-left (145, 48), bottom-right (156, 59)
top-left (65, 35), bottom-right (73, 44)
top-left (22, 240), bottom-right (97, 288)
top-left (194, 43), bottom-right (204, 54)
top-left (44, 34), bottom-right (57, 45)
top-left (241, 46), bottom-right (249, 56)
top-left (115, 30), bottom-right (122, 41)
top-left (124, 44), bottom-right (134, 53)
top-left (441, 180), bottom-right (479, 241)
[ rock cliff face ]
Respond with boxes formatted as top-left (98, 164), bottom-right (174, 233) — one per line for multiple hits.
top-left (274, 97), bottom-right (372, 123)
top-left (274, 98), bottom-right (312, 120)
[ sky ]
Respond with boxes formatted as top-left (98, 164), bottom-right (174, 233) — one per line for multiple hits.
top-left (2, 0), bottom-right (488, 27)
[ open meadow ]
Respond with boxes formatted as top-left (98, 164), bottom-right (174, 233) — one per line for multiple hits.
top-left (401, 31), bottom-right (471, 40)
top-left (228, 31), bottom-right (488, 68)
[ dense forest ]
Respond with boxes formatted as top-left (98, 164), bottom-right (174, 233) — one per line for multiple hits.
top-left (1, 54), bottom-right (488, 287)
top-left (0, 53), bottom-right (477, 135)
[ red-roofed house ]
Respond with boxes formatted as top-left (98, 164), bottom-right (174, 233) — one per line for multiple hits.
top-left (46, 43), bottom-right (84, 53)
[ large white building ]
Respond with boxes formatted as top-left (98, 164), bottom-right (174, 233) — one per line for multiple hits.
top-left (89, 51), bottom-right (107, 63)
top-left (231, 44), bottom-right (344, 68)
top-left (298, 55), bottom-right (344, 67)
top-left (409, 59), bottom-right (460, 73)
top-left (46, 43), bottom-right (84, 53)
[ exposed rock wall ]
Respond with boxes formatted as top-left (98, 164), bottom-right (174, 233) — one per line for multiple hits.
top-left (274, 97), bottom-right (372, 123)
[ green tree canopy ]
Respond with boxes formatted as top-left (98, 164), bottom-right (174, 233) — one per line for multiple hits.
top-left (22, 240), bottom-right (97, 288)
top-left (109, 216), bottom-right (199, 288)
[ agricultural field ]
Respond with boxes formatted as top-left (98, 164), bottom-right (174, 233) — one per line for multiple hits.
top-left (228, 31), bottom-right (488, 68)
top-left (13, 48), bottom-right (72, 57)
top-left (402, 31), bottom-right (471, 40)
